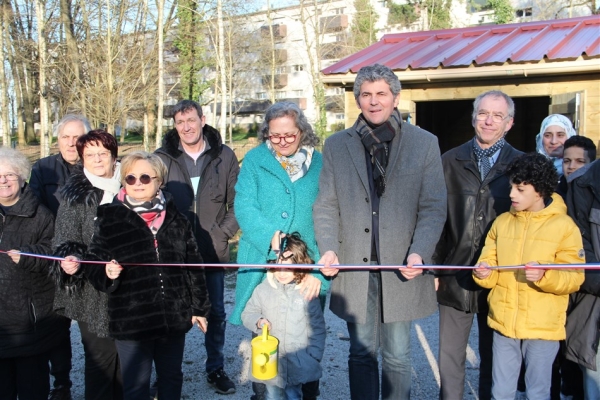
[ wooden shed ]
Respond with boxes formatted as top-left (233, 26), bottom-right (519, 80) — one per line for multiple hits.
top-left (321, 15), bottom-right (600, 154)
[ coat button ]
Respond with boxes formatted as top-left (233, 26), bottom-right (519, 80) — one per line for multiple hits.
top-left (281, 212), bottom-right (288, 219)
top-left (365, 228), bottom-right (370, 233)
top-left (477, 215), bottom-right (483, 221)
top-left (363, 258), bottom-right (368, 262)
top-left (286, 188), bottom-right (291, 194)
top-left (480, 189), bottom-right (485, 194)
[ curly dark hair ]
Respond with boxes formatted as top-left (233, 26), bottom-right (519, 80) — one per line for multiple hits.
top-left (506, 153), bottom-right (558, 200)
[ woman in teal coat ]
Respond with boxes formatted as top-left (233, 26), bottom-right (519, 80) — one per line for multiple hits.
top-left (230, 101), bottom-right (329, 399)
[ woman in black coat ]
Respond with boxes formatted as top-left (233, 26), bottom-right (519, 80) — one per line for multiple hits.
top-left (52, 130), bottom-right (123, 400)
top-left (84, 151), bottom-right (210, 400)
top-left (0, 148), bottom-right (59, 399)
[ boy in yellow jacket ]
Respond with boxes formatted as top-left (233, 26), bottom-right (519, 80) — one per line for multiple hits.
top-left (473, 152), bottom-right (584, 400)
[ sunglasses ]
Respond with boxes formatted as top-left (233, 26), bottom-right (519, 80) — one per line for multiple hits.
top-left (125, 174), bottom-right (157, 185)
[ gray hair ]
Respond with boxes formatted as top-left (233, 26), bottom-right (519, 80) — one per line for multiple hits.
top-left (472, 90), bottom-right (515, 122)
top-left (54, 114), bottom-right (91, 137)
top-left (259, 101), bottom-right (319, 147)
top-left (0, 147), bottom-right (31, 181)
top-left (353, 64), bottom-right (402, 100)
top-left (172, 100), bottom-right (203, 119)
top-left (120, 151), bottom-right (168, 186)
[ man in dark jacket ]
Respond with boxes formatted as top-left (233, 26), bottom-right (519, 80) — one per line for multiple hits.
top-left (156, 100), bottom-right (239, 394)
top-left (433, 90), bottom-right (522, 400)
top-left (30, 115), bottom-right (90, 215)
top-left (29, 114), bottom-right (90, 400)
top-left (565, 159), bottom-right (600, 399)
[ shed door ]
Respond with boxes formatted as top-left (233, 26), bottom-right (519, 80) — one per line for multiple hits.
top-left (549, 91), bottom-right (584, 134)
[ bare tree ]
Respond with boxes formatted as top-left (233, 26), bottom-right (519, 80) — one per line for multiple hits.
top-left (35, 0), bottom-right (50, 156)
top-left (155, 0), bottom-right (165, 148)
top-left (0, 0), bottom-right (10, 146)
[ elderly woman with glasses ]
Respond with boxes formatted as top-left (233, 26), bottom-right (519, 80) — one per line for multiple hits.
top-left (230, 101), bottom-right (330, 400)
top-left (83, 151), bottom-right (210, 400)
top-left (0, 148), bottom-right (61, 399)
top-left (51, 129), bottom-right (124, 400)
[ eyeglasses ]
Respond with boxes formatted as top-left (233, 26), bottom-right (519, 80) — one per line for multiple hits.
top-left (0, 173), bottom-right (19, 181)
top-left (125, 174), bottom-right (157, 185)
top-left (83, 151), bottom-right (111, 160)
top-left (475, 112), bottom-right (509, 124)
top-left (268, 132), bottom-right (299, 144)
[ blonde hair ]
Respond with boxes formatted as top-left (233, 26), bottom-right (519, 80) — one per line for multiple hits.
top-left (120, 151), bottom-right (167, 186)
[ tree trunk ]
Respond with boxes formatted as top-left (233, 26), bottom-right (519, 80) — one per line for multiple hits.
top-left (36, 0), bottom-right (49, 156)
top-left (0, 0), bottom-right (10, 146)
top-left (155, 0), bottom-right (165, 149)
top-left (217, 0), bottom-right (226, 143)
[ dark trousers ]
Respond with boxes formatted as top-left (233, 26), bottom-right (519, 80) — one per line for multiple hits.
top-left (79, 321), bottom-right (123, 400)
top-left (0, 351), bottom-right (51, 400)
top-left (252, 381), bottom-right (320, 400)
top-left (205, 270), bottom-right (226, 374)
top-left (50, 316), bottom-right (73, 389)
top-left (438, 304), bottom-right (493, 400)
top-left (115, 333), bottom-right (185, 400)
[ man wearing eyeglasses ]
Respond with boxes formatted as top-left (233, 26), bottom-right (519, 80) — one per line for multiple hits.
top-left (313, 64), bottom-right (447, 399)
top-left (155, 100), bottom-right (239, 395)
top-left (28, 114), bottom-right (91, 400)
top-left (433, 90), bottom-right (522, 400)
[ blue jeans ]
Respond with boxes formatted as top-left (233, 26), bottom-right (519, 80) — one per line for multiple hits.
top-left (115, 333), bottom-right (185, 400)
top-left (581, 344), bottom-right (600, 400)
top-left (205, 270), bottom-right (226, 373)
top-left (347, 271), bottom-right (412, 400)
top-left (491, 331), bottom-right (558, 400)
top-left (265, 383), bottom-right (302, 400)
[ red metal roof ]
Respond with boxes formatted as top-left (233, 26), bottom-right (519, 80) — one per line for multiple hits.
top-left (322, 15), bottom-right (600, 75)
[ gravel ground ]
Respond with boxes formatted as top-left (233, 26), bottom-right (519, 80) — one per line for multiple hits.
top-left (66, 271), bottom-right (482, 399)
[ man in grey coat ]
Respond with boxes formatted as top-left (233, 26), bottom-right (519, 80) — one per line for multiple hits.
top-left (313, 64), bottom-right (446, 400)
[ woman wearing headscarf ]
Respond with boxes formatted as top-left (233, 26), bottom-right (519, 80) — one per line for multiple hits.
top-left (51, 129), bottom-right (123, 400)
top-left (535, 114), bottom-right (577, 176)
top-left (0, 148), bottom-right (59, 399)
top-left (230, 101), bottom-right (330, 400)
top-left (83, 151), bottom-right (210, 400)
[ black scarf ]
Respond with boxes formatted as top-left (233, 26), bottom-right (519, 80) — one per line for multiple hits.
top-left (355, 108), bottom-right (402, 196)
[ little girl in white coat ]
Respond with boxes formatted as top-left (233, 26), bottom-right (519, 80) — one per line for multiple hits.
top-left (242, 232), bottom-right (326, 400)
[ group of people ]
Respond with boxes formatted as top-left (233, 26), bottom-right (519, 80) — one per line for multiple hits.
top-left (0, 62), bottom-right (598, 400)
top-left (1, 101), bottom-right (238, 400)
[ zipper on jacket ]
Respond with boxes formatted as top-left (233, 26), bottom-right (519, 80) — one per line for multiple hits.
top-left (0, 213), bottom-right (4, 244)
top-left (153, 232), bottom-right (160, 262)
top-left (514, 213), bottom-right (531, 332)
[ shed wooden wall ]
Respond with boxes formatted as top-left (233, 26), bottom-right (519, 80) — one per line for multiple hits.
top-left (343, 73), bottom-right (600, 147)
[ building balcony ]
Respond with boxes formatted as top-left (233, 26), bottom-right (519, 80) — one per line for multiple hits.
top-left (320, 15), bottom-right (348, 32)
top-left (261, 74), bottom-right (288, 89)
top-left (260, 24), bottom-right (287, 40)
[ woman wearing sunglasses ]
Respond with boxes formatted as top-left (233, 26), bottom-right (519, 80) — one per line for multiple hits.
top-left (230, 101), bottom-right (330, 400)
top-left (83, 151), bottom-right (210, 400)
top-left (51, 129), bottom-right (123, 400)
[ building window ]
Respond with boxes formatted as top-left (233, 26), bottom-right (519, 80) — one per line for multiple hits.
top-left (256, 92), bottom-right (267, 100)
top-left (326, 87), bottom-right (343, 95)
top-left (292, 64), bottom-right (305, 72)
top-left (335, 113), bottom-right (345, 120)
top-left (516, 7), bottom-right (532, 17)
top-left (275, 66), bottom-right (287, 74)
top-left (292, 90), bottom-right (303, 97)
top-left (275, 91), bottom-right (287, 99)
top-left (332, 7), bottom-right (345, 14)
